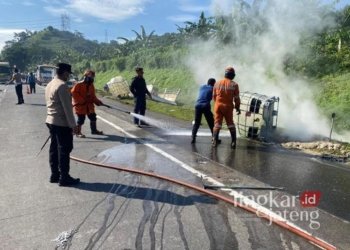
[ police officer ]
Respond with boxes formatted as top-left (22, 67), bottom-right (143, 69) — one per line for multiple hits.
top-left (45, 63), bottom-right (80, 186)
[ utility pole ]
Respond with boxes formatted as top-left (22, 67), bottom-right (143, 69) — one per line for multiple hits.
top-left (329, 113), bottom-right (336, 141)
top-left (61, 13), bottom-right (70, 31)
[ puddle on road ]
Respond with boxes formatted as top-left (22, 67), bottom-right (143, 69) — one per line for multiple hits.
top-left (53, 168), bottom-right (319, 250)
top-left (95, 143), bottom-right (196, 182)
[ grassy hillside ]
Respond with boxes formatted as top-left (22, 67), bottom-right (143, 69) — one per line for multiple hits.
top-left (94, 68), bottom-right (198, 107)
top-left (95, 69), bottom-right (350, 130)
top-left (317, 73), bottom-right (350, 131)
top-left (94, 68), bottom-right (200, 121)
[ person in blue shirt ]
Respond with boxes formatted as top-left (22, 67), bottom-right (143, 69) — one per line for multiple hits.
top-left (191, 78), bottom-right (219, 144)
top-left (26, 72), bottom-right (36, 94)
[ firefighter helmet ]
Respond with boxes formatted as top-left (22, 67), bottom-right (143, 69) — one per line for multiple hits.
top-left (83, 69), bottom-right (95, 77)
top-left (225, 66), bottom-right (235, 73)
top-left (225, 66), bottom-right (236, 80)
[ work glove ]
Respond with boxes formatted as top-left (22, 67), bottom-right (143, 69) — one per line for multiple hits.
top-left (236, 108), bottom-right (241, 115)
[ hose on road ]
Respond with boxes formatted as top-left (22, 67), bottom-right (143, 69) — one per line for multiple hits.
top-left (70, 155), bottom-right (336, 250)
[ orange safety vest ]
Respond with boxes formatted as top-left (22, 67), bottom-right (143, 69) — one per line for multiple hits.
top-left (71, 81), bottom-right (102, 115)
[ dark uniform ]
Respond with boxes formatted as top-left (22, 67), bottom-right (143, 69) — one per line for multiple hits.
top-left (191, 78), bottom-right (216, 144)
top-left (129, 74), bottom-right (151, 125)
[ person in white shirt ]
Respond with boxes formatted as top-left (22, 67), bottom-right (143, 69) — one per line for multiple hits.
top-left (12, 68), bottom-right (24, 104)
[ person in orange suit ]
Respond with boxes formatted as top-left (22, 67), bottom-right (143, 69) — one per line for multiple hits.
top-left (212, 66), bottom-right (241, 148)
top-left (71, 69), bottom-right (104, 137)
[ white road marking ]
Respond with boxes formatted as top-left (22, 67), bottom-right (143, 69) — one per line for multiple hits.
top-left (97, 114), bottom-right (324, 243)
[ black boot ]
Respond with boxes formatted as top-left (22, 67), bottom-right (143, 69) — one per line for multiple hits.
top-left (212, 130), bottom-right (219, 147)
top-left (191, 136), bottom-right (196, 144)
top-left (191, 122), bottom-right (199, 144)
top-left (90, 121), bottom-right (103, 135)
top-left (212, 130), bottom-right (221, 144)
top-left (59, 175), bottom-right (80, 186)
top-left (49, 173), bottom-right (60, 183)
top-left (229, 126), bottom-right (237, 149)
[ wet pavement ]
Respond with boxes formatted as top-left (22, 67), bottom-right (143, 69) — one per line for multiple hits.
top-left (178, 136), bottom-right (350, 222)
top-left (0, 84), bottom-right (349, 249)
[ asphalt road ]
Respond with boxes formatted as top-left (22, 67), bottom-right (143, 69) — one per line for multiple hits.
top-left (0, 84), bottom-right (349, 249)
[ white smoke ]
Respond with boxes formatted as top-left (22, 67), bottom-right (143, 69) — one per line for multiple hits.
top-left (185, 0), bottom-right (343, 140)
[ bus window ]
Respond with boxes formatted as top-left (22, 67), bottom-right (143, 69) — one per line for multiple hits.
top-left (36, 65), bottom-right (56, 85)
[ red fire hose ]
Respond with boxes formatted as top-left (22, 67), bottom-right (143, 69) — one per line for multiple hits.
top-left (70, 155), bottom-right (337, 250)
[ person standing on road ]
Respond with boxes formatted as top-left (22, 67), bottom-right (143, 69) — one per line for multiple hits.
top-left (12, 68), bottom-right (24, 104)
top-left (129, 66), bottom-right (152, 126)
top-left (26, 72), bottom-right (36, 94)
top-left (191, 78), bottom-right (221, 144)
top-left (71, 69), bottom-right (104, 137)
top-left (45, 63), bottom-right (80, 186)
top-left (212, 66), bottom-right (241, 148)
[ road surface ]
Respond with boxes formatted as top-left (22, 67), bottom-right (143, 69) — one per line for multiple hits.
top-left (0, 84), bottom-right (349, 249)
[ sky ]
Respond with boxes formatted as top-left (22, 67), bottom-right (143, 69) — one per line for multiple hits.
top-left (0, 0), bottom-right (213, 51)
top-left (0, 0), bottom-right (348, 52)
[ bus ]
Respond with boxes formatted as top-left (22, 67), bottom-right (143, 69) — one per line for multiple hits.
top-left (36, 64), bottom-right (56, 85)
top-left (0, 62), bottom-right (12, 84)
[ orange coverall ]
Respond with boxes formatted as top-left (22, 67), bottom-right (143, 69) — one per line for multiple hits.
top-left (212, 78), bottom-right (240, 130)
top-left (71, 81), bottom-right (102, 115)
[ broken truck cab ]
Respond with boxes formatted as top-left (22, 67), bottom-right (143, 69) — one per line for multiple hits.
top-left (235, 91), bottom-right (279, 140)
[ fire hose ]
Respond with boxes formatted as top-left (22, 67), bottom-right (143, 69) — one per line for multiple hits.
top-left (70, 155), bottom-right (336, 250)
top-left (101, 103), bottom-right (131, 114)
top-left (38, 102), bottom-right (336, 249)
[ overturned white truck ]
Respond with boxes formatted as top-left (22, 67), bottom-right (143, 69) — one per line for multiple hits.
top-left (235, 91), bottom-right (279, 140)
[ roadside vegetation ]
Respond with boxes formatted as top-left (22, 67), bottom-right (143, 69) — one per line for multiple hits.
top-left (317, 73), bottom-right (350, 130)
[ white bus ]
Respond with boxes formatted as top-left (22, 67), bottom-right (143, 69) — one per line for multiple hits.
top-left (36, 65), bottom-right (56, 85)
top-left (0, 62), bottom-right (12, 84)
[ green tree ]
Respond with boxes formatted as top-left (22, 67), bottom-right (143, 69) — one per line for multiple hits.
top-left (118, 25), bottom-right (155, 48)
top-left (177, 12), bottom-right (214, 40)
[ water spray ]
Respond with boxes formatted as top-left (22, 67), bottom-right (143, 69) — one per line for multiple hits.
top-left (102, 103), bottom-right (176, 129)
